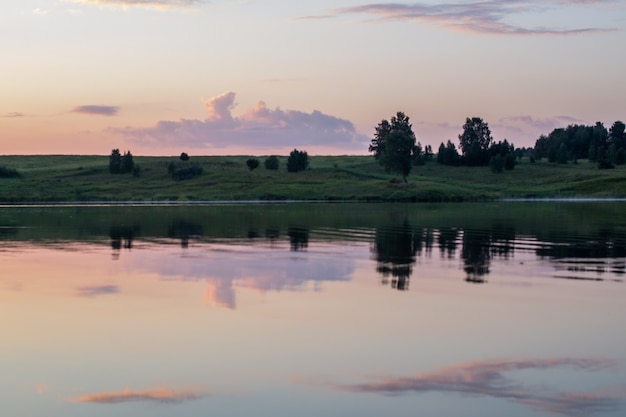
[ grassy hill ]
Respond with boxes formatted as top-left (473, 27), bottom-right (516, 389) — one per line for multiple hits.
top-left (1, 154), bottom-right (626, 202)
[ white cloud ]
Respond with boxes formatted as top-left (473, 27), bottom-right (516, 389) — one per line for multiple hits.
top-left (68, 0), bottom-right (206, 10)
top-left (114, 92), bottom-right (369, 154)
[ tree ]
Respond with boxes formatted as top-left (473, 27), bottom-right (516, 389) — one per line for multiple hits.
top-left (121, 151), bottom-right (134, 173)
top-left (180, 152), bottom-right (190, 161)
top-left (264, 155), bottom-right (279, 170)
top-left (109, 149), bottom-right (122, 174)
top-left (368, 111), bottom-right (417, 183)
top-left (609, 121), bottom-right (625, 149)
top-left (287, 149), bottom-right (309, 172)
top-left (246, 158), bottom-right (260, 171)
top-left (459, 117), bottom-right (493, 166)
top-left (437, 140), bottom-right (460, 166)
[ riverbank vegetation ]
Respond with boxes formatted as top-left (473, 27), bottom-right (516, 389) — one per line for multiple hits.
top-left (1, 154), bottom-right (626, 202)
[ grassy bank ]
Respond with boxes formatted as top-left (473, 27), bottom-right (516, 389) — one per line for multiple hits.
top-left (1, 154), bottom-right (626, 202)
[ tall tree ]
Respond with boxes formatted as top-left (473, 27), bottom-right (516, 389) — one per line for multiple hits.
top-left (609, 121), bottom-right (625, 149)
top-left (369, 111), bottom-right (418, 183)
top-left (459, 117), bottom-right (493, 166)
top-left (109, 149), bottom-right (121, 174)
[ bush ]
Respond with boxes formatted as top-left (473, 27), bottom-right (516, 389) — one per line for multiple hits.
top-left (172, 165), bottom-right (203, 180)
top-left (489, 155), bottom-right (504, 173)
top-left (264, 156), bottom-right (279, 170)
top-left (180, 152), bottom-right (190, 161)
top-left (109, 149), bottom-right (134, 174)
top-left (287, 149), bottom-right (309, 173)
top-left (246, 158), bottom-right (260, 171)
top-left (0, 166), bottom-right (21, 178)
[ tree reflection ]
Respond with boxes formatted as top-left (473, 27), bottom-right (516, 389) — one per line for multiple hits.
top-left (167, 220), bottom-right (203, 248)
top-left (109, 225), bottom-right (139, 259)
top-left (461, 229), bottom-right (491, 283)
top-left (437, 227), bottom-right (459, 259)
top-left (288, 226), bottom-right (309, 251)
top-left (372, 221), bottom-right (430, 291)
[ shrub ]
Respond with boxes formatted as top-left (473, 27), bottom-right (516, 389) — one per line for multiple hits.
top-left (287, 149), bottom-right (309, 173)
top-left (172, 165), bottom-right (203, 180)
top-left (180, 152), bottom-right (190, 161)
top-left (264, 156), bottom-right (279, 170)
top-left (0, 166), bottom-right (21, 178)
top-left (246, 158), bottom-right (260, 171)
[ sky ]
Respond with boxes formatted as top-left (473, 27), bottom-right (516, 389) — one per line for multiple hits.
top-left (1, 0), bottom-right (625, 155)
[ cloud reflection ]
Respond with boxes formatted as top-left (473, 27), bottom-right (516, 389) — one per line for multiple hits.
top-left (131, 246), bottom-right (355, 309)
top-left (323, 358), bottom-right (623, 417)
top-left (75, 285), bottom-right (119, 297)
top-left (72, 385), bottom-right (207, 404)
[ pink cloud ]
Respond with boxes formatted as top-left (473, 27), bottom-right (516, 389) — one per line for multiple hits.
top-left (72, 385), bottom-right (208, 404)
top-left (113, 92), bottom-right (368, 154)
top-left (330, 1), bottom-right (618, 35)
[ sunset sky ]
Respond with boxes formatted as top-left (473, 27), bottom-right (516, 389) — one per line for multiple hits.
top-left (1, 0), bottom-right (625, 155)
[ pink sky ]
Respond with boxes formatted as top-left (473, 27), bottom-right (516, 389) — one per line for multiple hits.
top-left (1, 0), bottom-right (625, 155)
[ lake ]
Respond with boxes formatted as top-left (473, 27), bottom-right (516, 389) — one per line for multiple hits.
top-left (1, 202), bottom-right (625, 417)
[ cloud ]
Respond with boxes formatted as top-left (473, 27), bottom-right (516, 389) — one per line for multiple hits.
top-left (320, 357), bottom-right (623, 417)
top-left (36, 383), bottom-right (49, 395)
top-left (3, 112), bottom-right (24, 118)
top-left (72, 385), bottom-right (208, 404)
top-left (72, 105), bottom-right (119, 116)
top-left (493, 115), bottom-right (582, 144)
top-left (68, 0), bottom-right (206, 9)
top-left (75, 285), bottom-right (119, 297)
top-left (329, 1), bottom-right (618, 35)
top-left (33, 8), bottom-right (49, 15)
top-left (113, 92), bottom-right (368, 153)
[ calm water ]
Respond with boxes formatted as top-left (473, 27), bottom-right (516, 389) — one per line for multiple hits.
top-left (1, 202), bottom-right (625, 417)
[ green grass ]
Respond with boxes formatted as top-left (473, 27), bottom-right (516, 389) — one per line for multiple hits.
top-left (1, 155), bottom-right (626, 202)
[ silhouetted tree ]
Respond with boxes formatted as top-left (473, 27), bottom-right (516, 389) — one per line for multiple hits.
top-left (180, 152), bottom-right (190, 161)
top-left (609, 121), bottom-right (625, 150)
top-left (109, 149), bottom-right (122, 173)
top-left (246, 158), bottom-right (260, 171)
top-left (369, 112), bottom-right (419, 183)
top-left (121, 151), bottom-right (134, 173)
top-left (437, 140), bottom-right (461, 166)
top-left (459, 117), bottom-right (493, 166)
top-left (287, 149), bottom-right (309, 173)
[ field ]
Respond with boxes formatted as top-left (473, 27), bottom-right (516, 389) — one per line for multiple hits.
top-left (1, 154), bottom-right (626, 202)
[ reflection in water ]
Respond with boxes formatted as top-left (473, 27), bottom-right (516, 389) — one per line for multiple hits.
top-left (72, 385), bottom-right (208, 404)
top-left (323, 357), bottom-right (623, 417)
top-left (437, 227), bottom-right (459, 259)
top-left (288, 226), bottom-right (309, 251)
top-left (462, 229), bottom-right (492, 283)
top-left (372, 221), bottom-right (420, 290)
top-left (168, 220), bottom-right (203, 248)
top-left (109, 225), bottom-right (139, 256)
top-left (2, 203), bottom-right (626, 417)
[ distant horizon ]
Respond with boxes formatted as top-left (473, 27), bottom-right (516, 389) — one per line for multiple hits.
top-left (2, 1), bottom-right (625, 155)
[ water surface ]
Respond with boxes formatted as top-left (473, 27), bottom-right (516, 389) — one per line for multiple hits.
top-left (1, 203), bottom-right (625, 417)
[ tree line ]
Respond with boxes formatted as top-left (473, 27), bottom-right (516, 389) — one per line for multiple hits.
top-left (369, 111), bottom-right (624, 182)
top-left (369, 112), bottom-right (521, 182)
top-left (534, 121), bottom-right (625, 168)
